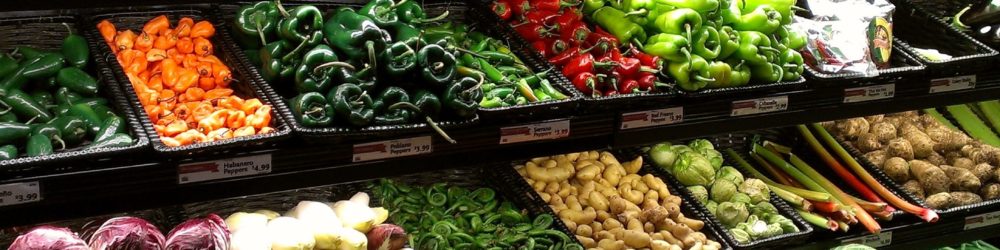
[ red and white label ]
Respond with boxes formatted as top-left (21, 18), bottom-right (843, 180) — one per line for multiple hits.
top-left (178, 154), bottom-right (272, 184)
top-left (965, 210), bottom-right (1000, 230)
top-left (353, 136), bottom-right (433, 162)
top-left (500, 119), bottom-right (570, 144)
top-left (620, 107), bottom-right (683, 130)
top-left (731, 96), bottom-right (788, 116)
top-left (844, 84), bottom-right (895, 103)
top-left (841, 231), bottom-right (892, 248)
top-left (930, 75), bottom-right (976, 93)
top-left (0, 181), bottom-right (41, 206)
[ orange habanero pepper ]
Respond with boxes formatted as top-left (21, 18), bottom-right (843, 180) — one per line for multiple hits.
top-left (153, 29), bottom-right (178, 50)
top-left (176, 17), bottom-right (194, 37)
top-left (206, 128), bottom-right (232, 141)
top-left (241, 98), bottom-right (263, 115)
top-left (193, 37), bottom-right (213, 56)
top-left (135, 32), bottom-right (155, 52)
top-left (198, 110), bottom-right (228, 132)
top-left (257, 126), bottom-right (274, 134)
top-left (161, 58), bottom-right (179, 88)
top-left (199, 77), bottom-right (216, 90)
top-left (182, 87), bottom-right (205, 102)
top-left (247, 105), bottom-right (271, 129)
top-left (191, 101), bottom-right (213, 122)
top-left (226, 110), bottom-right (246, 129)
top-left (190, 21), bottom-right (215, 38)
top-left (114, 30), bottom-right (137, 52)
top-left (142, 15), bottom-right (170, 35)
top-left (97, 20), bottom-right (117, 44)
top-left (233, 126), bottom-right (256, 137)
top-left (203, 88), bottom-right (233, 101)
top-left (146, 48), bottom-right (167, 62)
top-left (212, 63), bottom-right (232, 87)
top-left (162, 119), bottom-right (188, 137)
top-left (174, 129), bottom-right (207, 145)
top-left (219, 96), bottom-right (244, 110)
top-left (176, 37), bottom-right (194, 54)
top-left (173, 68), bottom-right (199, 93)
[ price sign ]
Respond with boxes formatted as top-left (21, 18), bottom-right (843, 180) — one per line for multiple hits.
top-left (929, 75), bottom-right (976, 93)
top-left (844, 84), bottom-right (895, 103)
top-left (178, 154), bottom-right (272, 184)
top-left (620, 107), bottom-right (683, 130)
top-left (731, 96), bottom-right (788, 116)
top-left (499, 119), bottom-right (570, 144)
top-left (353, 136), bottom-right (433, 162)
top-left (841, 231), bottom-right (892, 248)
top-left (0, 181), bottom-right (41, 206)
top-left (964, 210), bottom-right (1000, 230)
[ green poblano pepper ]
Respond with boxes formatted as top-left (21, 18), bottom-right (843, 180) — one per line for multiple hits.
top-left (673, 151), bottom-right (716, 186)
top-left (767, 214), bottom-right (799, 233)
top-left (731, 193), bottom-right (752, 204)
top-left (687, 186), bottom-right (709, 204)
top-left (740, 178), bottom-right (771, 204)
top-left (710, 179), bottom-right (737, 203)
top-left (716, 166), bottom-right (745, 185)
top-left (717, 201), bottom-right (749, 228)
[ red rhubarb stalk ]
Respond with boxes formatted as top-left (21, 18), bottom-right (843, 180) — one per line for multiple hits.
top-left (796, 125), bottom-right (886, 205)
top-left (788, 153), bottom-right (880, 233)
top-left (813, 201), bottom-right (841, 213)
top-left (810, 123), bottom-right (939, 223)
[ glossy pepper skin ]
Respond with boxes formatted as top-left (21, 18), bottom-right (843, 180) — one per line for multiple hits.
top-left (692, 26), bottom-right (722, 60)
top-left (591, 7), bottom-right (647, 43)
top-left (360, 0), bottom-right (404, 28)
top-left (51, 116), bottom-right (86, 146)
top-left (752, 62), bottom-right (784, 82)
top-left (668, 52), bottom-right (713, 91)
top-left (571, 72), bottom-right (602, 97)
top-left (717, 26), bottom-right (741, 59)
top-left (779, 48), bottom-right (804, 81)
top-left (323, 8), bottom-right (391, 63)
top-left (443, 77), bottom-right (483, 119)
top-left (61, 25), bottom-right (89, 68)
top-left (397, 0), bottom-right (448, 24)
top-left (705, 61), bottom-right (732, 88)
top-left (657, 0), bottom-right (720, 13)
top-left (0, 55), bottom-right (18, 79)
top-left (734, 4), bottom-right (781, 34)
top-left (4, 89), bottom-right (53, 123)
top-left (0, 122), bottom-right (32, 145)
top-left (654, 8), bottom-right (702, 41)
top-left (32, 122), bottom-right (67, 149)
top-left (69, 103), bottom-right (102, 135)
top-left (582, 0), bottom-right (604, 15)
top-left (328, 83), bottom-right (374, 127)
top-left (372, 87), bottom-right (411, 125)
top-left (259, 40), bottom-right (291, 82)
top-left (56, 67), bottom-right (98, 96)
top-left (87, 133), bottom-right (133, 149)
top-left (234, 1), bottom-right (280, 47)
top-left (0, 145), bottom-right (16, 160)
top-left (26, 134), bottom-right (52, 157)
top-left (416, 44), bottom-right (456, 89)
top-left (294, 44), bottom-right (342, 93)
top-left (778, 26), bottom-right (806, 50)
top-left (741, 0), bottom-right (795, 24)
top-left (382, 42), bottom-right (417, 80)
top-left (644, 33), bottom-right (689, 62)
top-left (278, 5), bottom-right (324, 46)
top-left (93, 115), bottom-right (124, 143)
top-left (22, 53), bottom-right (65, 80)
top-left (290, 92), bottom-right (333, 127)
top-left (736, 31), bottom-right (775, 65)
top-left (718, 0), bottom-right (741, 25)
top-left (492, 0), bottom-right (513, 20)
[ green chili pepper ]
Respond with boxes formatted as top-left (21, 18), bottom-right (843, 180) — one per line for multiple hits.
top-left (290, 92), bottom-right (334, 127)
top-left (30, 91), bottom-right (53, 108)
top-left (26, 134), bottom-right (52, 156)
top-left (779, 48), bottom-right (804, 81)
top-left (294, 44), bottom-right (343, 93)
top-left (55, 67), bottom-right (98, 96)
top-left (87, 133), bottom-right (132, 149)
top-left (668, 51), bottom-right (714, 91)
top-left (538, 80), bottom-right (567, 100)
top-left (0, 55), bottom-right (18, 79)
top-left (706, 61), bottom-right (733, 88)
top-left (658, 0), bottom-right (720, 12)
top-left (644, 33), bottom-right (690, 62)
top-left (0, 145), bottom-right (16, 160)
top-left (373, 87), bottom-right (412, 125)
top-left (51, 116), bottom-right (86, 146)
top-left (718, 26), bottom-right (741, 59)
top-left (383, 41), bottom-right (417, 80)
top-left (234, 1), bottom-right (280, 47)
top-left (751, 62), bottom-right (784, 83)
top-left (592, 7), bottom-right (647, 43)
top-left (68, 103), bottom-right (102, 135)
top-left (278, 5), bottom-right (324, 46)
top-left (0, 122), bottom-right (32, 145)
top-left (328, 83), bottom-right (374, 127)
top-left (93, 115), bottom-right (124, 142)
top-left (55, 87), bottom-right (82, 105)
top-left (417, 44), bottom-right (457, 89)
top-left (736, 31), bottom-right (776, 65)
top-left (31, 123), bottom-right (65, 150)
top-left (692, 26), bottom-right (722, 60)
top-left (324, 7), bottom-right (392, 64)
top-left (92, 105), bottom-right (116, 122)
top-left (0, 113), bottom-right (16, 122)
top-left (734, 4), bottom-right (782, 33)
top-left (22, 53), bottom-right (64, 80)
top-left (61, 24), bottom-right (89, 68)
top-left (654, 8), bottom-right (702, 43)
top-left (4, 89), bottom-right (53, 123)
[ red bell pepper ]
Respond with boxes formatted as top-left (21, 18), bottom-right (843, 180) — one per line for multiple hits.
top-left (531, 0), bottom-right (579, 12)
top-left (560, 22), bottom-right (591, 45)
top-left (532, 39), bottom-right (551, 58)
top-left (510, 0), bottom-right (531, 16)
top-left (571, 72), bottom-right (602, 97)
top-left (492, 0), bottom-right (512, 20)
top-left (618, 79), bottom-right (640, 94)
top-left (514, 22), bottom-right (552, 42)
top-left (524, 10), bottom-right (560, 24)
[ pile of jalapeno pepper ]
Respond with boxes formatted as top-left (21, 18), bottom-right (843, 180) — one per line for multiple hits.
top-left (0, 26), bottom-right (133, 160)
top-left (233, 1), bottom-right (487, 142)
top-left (372, 179), bottom-right (583, 250)
top-left (425, 23), bottom-right (570, 108)
top-left (495, 0), bottom-right (668, 97)
top-left (581, 0), bottom-right (806, 91)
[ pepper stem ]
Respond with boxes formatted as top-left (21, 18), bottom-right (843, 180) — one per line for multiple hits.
top-left (462, 75), bottom-right (484, 96)
top-left (23, 115), bottom-right (38, 126)
top-left (282, 34), bottom-right (312, 62)
top-left (0, 100), bottom-right (11, 115)
top-left (685, 23), bottom-right (693, 48)
top-left (313, 61), bottom-right (356, 75)
top-left (388, 102), bottom-right (457, 144)
top-left (760, 46), bottom-right (781, 54)
top-left (694, 75), bottom-right (717, 82)
top-left (415, 10), bottom-right (450, 23)
top-left (255, 17), bottom-right (268, 45)
top-left (351, 90), bottom-right (369, 104)
top-left (62, 23), bottom-right (74, 35)
top-left (432, 62), bottom-right (445, 71)
top-left (631, 38), bottom-right (645, 50)
top-left (452, 47), bottom-right (485, 59)
top-left (391, 0), bottom-right (410, 9)
top-left (53, 136), bottom-right (65, 150)
top-left (275, 0), bottom-right (289, 18)
top-left (624, 9), bottom-right (647, 17)
top-left (366, 40), bottom-right (377, 70)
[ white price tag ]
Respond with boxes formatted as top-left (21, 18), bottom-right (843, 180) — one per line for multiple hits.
top-left (353, 136), bottom-right (433, 162)
top-left (731, 96), bottom-right (788, 116)
top-left (844, 84), bottom-right (895, 103)
top-left (929, 75), bottom-right (976, 93)
top-left (620, 107), bottom-right (683, 130)
top-left (0, 181), bottom-right (41, 206)
top-left (964, 210), bottom-right (1000, 230)
top-left (499, 119), bottom-right (570, 144)
top-left (178, 154), bottom-right (272, 184)
top-left (841, 231), bottom-right (892, 248)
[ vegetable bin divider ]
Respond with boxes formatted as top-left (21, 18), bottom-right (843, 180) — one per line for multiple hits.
top-left (629, 144), bottom-right (814, 249)
top-left (0, 13), bottom-right (149, 173)
top-left (87, 7), bottom-right (291, 156)
top-left (496, 151), bottom-right (733, 249)
top-left (892, 0), bottom-right (999, 78)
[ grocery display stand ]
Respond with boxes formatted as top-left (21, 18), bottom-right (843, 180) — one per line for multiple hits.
top-left (3, 0), bottom-right (1000, 249)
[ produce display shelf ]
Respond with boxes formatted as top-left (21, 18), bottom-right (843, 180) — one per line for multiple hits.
top-left (788, 211), bottom-right (1000, 250)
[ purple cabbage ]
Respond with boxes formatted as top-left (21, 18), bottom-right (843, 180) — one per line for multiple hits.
top-left (8, 226), bottom-right (88, 250)
top-left (164, 214), bottom-right (230, 250)
top-left (88, 216), bottom-right (166, 250)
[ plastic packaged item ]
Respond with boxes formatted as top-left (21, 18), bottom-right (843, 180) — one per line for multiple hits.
top-left (797, 0), bottom-right (895, 75)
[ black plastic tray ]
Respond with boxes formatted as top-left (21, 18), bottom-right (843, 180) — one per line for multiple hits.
top-left (624, 145), bottom-right (814, 249)
top-left (837, 131), bottom-right (1000, 219)
top-left (804, 45), bottom-right (927, 88)
top-left (893, 0), bottom-right (999, 78)
top-left (0, 13), bottom-right (150, 173)
top-left (497, 152), bottom-right (733, 250)
top-left (87, 6), bottom-right (291, 156)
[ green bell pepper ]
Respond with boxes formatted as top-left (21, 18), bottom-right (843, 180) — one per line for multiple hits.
top-left (61, 25), bottom-right (89, 69)
top-left (290, 91), bottom-right (333, 127)
top-left (56, 67), bottom-right (98, 96)
top-left (324, 7), bottom-right (392, 64)
top-left (718, 26), bottom-right (741, 59)
top-left (443, 77), bottom-right (483, 119)
top-left (277, 5), bottom-right (324, 46)
top-left (656, 0), bottom-right (720, 13)
top-left (328, 83), bottom-right (374, 127)
top-left (26, 133), bottom-right (52, 157)
top-left (383, 41), bottom-right (417, 80)
top-left (360, 0), bottom-right (404, 27)
top-left (234, 1), bottom-right (280, 47)
top-left (693, 26), bottom-right (722, 60)
top-left (736, 31), bottom-right (776, 65)
top-left (592, 7), bottom-right (647, 44)
top-left (294, 44), bottom-right (343, 93)
top-left (0, 145), bottom-right (16, 160)
top-left (668, 51), bottom-right (713, 91)
top-left (373, 87), bottom-right (412, 125)
top-left (417, 44), bottom-right (456, 89)
top-left (644, 33), bottom-right (689, 62)
top-left (734, 4), bottom-right (781, 34)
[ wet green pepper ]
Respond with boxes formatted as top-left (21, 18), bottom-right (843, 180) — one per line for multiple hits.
top-left (93, 115), bottom-right (124, 142)
top-left (290, 92), bottom-right (333, 127)
top-left (442, 77), bottom-right (482, 119)
top-left (328, 83), bottom-right (374, 127)
top-left (4, 89), bottom-right (53, 123)
top-left (0, 145), bottom-right (16, 160)
top-left (61, 24), bottom-right (89, 68)
top-left (87, 133), bottom-right (132, 149)
top-left (56, 67), bottom-right (98, 96)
